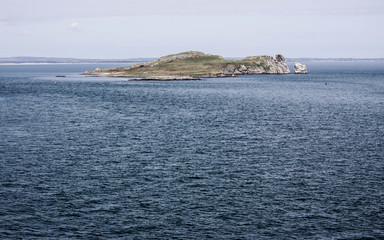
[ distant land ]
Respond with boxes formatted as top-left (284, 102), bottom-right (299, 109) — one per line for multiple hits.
top-left (1, 56), bottom-right (383, 65)
top-left (0, 57), bottom-right (154, 64)
top-left (288, 58), bottom-right (384, 62)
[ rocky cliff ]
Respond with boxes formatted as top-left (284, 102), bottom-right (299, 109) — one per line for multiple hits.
top-left (84, 51), bottom-right (291, 79)
top-left (233, 54), bottom-right (290, 75)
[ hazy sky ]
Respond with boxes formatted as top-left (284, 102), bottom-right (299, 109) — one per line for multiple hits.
top-left (1, 0), bottom-right (384, 58)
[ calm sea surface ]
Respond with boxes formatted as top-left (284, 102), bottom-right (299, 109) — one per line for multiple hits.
top-left (0, 62), bottom-right (383, 239)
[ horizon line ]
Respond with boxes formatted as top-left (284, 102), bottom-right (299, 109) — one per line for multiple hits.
top-left (1, 56), bottom-right (384, 60)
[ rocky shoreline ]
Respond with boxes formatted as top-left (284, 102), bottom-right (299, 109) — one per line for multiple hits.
top-left (129, 76), bottom-right (201, 81)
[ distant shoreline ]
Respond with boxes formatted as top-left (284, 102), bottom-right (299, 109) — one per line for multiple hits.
top-left (286, 58), bottom-right (384, 62)
top-left (1, 58), bottom-right (383, 66)
top-left (0, 62), bottom-right (135, 66)
top-left (0, 57), bottom-right (155, 66)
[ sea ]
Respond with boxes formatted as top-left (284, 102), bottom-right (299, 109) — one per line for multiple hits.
top-left (0, 61), bottom-right (383, 239)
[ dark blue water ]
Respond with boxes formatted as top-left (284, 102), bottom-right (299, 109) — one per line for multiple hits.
top-left (1, 62), bottom-right (384, 239)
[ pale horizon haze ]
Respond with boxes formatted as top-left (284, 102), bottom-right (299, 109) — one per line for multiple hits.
top-left (1, 0), bottom-right (384, 59)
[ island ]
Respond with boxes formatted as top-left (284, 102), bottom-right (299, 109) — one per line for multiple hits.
top-left (294, 61), bottom-right (308, 74)
top-left (84, 51), bottom-right (291, 80)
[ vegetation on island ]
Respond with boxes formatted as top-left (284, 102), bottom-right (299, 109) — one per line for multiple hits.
top-left (84, 51), bottom-right (290, 80)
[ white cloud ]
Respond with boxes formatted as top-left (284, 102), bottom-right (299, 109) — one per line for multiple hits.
top-left (0, 15), bottom-right (8, 22)
top-left (19, 30), bottom-right (31, 36)
top-left (68, 22), bottom-right (83, 31)
top-left (0, 15), bottom-right (16, 26)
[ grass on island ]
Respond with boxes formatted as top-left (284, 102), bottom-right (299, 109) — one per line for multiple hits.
top-left (90, 52), bottom-right (272, 77)
top-left (122, 55), bottom-right (226, 77)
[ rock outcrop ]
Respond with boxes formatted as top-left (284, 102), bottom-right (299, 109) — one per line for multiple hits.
top-left (84, 51), bottom-right (291, 79)
top-left (294, 61), bottom-right (307, 74)
top-left (234, 54), bottom-right (290, 75)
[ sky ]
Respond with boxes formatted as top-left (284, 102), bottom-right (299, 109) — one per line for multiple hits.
top-left (1, 0), bottom-right (384, 58)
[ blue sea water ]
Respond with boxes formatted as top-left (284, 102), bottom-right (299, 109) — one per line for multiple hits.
top-left (0, 62), bottom-right (383, 239)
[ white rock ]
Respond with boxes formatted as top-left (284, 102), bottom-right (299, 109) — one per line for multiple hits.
top-left (239, 65), bottom-right (248, 73)
top-left (294, 61), bottom-right (307, 74)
